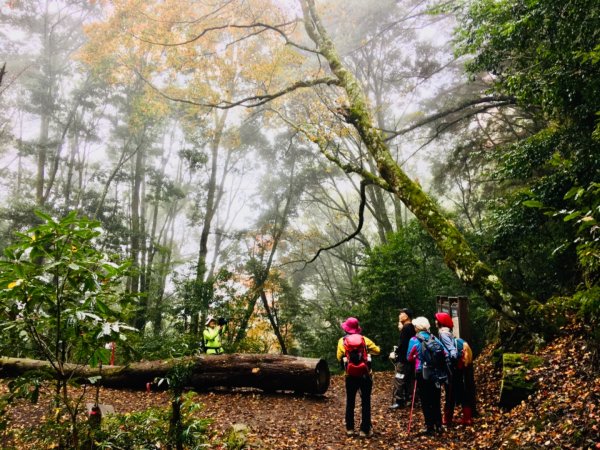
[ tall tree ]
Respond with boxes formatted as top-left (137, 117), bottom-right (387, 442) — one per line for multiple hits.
top-left (0, 0), bottom-right (99, 207)
top-left (297, 0), bottom-right (538, 325)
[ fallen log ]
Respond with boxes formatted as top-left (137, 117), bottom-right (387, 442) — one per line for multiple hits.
top-left (0, 354), bottom-right (330, 395)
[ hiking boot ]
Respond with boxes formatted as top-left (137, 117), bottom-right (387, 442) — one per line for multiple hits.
top-left (345, 429), bottom-right (355, 436)
top-left (419, 426), bottom-right (435, 436)
top-left (359, 429), bottom-right (373, 438)
top-left (456, 406), bottom-right (473, 425)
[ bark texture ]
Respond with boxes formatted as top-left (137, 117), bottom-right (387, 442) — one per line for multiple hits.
top-left (0, 354), bottom-right (330, 395)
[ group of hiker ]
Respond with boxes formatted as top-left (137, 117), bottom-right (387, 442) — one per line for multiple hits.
top-left (338, 309), bottom-right (476, 438)
top-left (200, 308), bottom-right (476, 438)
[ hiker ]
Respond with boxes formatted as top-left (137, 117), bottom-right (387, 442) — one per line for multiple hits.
top-left (336, 317), bottom-right (380, 438)
top-left (389, 307), bottom-right (416, 409)
top-left (203, 316), bottom-right (226, 355)
top-left (435, 312), bottom-right (475, 426)
top-left (407, 316), bottom-right (448, 435)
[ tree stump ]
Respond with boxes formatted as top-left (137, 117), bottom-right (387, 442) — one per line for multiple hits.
top-left (499, 353), bottom-right (544, 409)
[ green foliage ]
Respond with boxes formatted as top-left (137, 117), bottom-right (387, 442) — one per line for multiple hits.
top-left (0, 210), bottom-right (134, 365)
top-left (222, 423), bottom-right (251, 450)
top-left (456, 0), bottom-right (600, 126)
top-left (346, 222), bottom-right (488, 368)
top-left (128, 331), bottom-right (199, 361)
top-left (0, 211), bottom-right (134, 448)
top-left (295, 221), bottom-right (494, 369)
top-left (560, 182), bottom-right (600, 286)
top-left (92, 394), bottom-right (211, 450)
top-left (455, 0), bottom-right (600, 330)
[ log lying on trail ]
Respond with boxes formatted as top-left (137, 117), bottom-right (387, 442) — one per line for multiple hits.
top-left (0, 354), bottom-right (330, 395)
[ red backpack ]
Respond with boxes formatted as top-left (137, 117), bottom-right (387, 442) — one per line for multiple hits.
top-left (343, 334), bottom-right (370, 377)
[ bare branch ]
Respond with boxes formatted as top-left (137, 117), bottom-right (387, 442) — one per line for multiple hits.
top-left (302, 179), bottom-right (371, 268)
top-left (383, 96), bottom-right (516, 141)
top-left (130, 64), bottom-right (339, 109)
top-left (128, 19), bottom-right (318, 53)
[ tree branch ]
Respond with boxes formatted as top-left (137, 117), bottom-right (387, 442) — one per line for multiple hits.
top-left (130, 64), bottom-right (339, 109)
top-left (129, 19), bottom-right (318, 54)
top-left (302, 179), bottom-right (371, 268)
top-left (382, 96), bottom-right (516, 141)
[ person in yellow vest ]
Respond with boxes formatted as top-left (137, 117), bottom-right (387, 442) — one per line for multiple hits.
top-left (203, 316), bottom-right (225, 355)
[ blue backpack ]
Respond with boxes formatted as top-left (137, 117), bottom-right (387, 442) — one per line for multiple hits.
top-left (417, 334), bottom-right (450, 387)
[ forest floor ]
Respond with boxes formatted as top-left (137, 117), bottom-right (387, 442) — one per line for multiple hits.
top-left (2, 324), bottom-right (599, 449)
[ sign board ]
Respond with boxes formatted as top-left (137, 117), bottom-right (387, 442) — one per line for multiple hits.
top-left (436, 295), bottom-right (471, 342)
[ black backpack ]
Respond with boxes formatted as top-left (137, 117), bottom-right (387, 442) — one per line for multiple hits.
top-left (417, 333), bottom-right (450, 387)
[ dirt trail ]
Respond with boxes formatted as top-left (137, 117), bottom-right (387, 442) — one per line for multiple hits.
top-left (4, 372), bottom-right (474, 449)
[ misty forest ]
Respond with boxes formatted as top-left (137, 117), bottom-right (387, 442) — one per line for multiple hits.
top-left (0, 0), bottom-right (598, 449)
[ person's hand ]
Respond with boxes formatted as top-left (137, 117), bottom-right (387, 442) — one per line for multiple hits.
top-left (389, 351), bottom-right (396, 361)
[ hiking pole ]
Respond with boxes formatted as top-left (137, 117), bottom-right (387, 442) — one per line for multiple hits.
top-left (407, 371), bottom-right (418, 434)
top-left (389, 358), bottom-right (398, 406)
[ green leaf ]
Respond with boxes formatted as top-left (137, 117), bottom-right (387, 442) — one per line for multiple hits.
top-left (564, 211), bottom-right (582, 221)
top-left (522, 200), bottom-right (545, 208)
top-left (87, 376), bottom-right (102, 384)
top-left (34, 210), bottom-right (54, 223)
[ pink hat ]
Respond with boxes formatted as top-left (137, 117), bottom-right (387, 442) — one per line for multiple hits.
top-left (341, 317), bottom-right (362, 334)
top-left (435, 312), bottom-right (454, 329)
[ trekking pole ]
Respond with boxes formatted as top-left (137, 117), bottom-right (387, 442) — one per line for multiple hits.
top-left (407, 370), bottom-right (418, 434)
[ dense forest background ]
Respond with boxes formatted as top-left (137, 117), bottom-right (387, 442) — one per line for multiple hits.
top-left (0, 0), bottom-right (598, 370)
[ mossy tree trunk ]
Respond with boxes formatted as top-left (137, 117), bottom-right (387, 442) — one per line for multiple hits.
top-left (300, 0), bottom-right (540, 328)
top-left (499, 353), bottom-right (544, 409)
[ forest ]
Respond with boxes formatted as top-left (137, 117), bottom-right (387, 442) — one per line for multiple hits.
top-left (0, 0), bottom-right (598, 449)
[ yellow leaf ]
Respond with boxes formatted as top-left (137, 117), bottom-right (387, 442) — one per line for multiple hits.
top-left (8, 279), bottom-right (23, 289)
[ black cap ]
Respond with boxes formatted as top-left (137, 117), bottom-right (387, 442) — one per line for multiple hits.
top-left (400, 308), bottom-right (413, 319)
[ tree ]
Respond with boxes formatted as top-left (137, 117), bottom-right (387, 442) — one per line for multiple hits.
top-left (0, 0), bottom-right (100, 207)
top-left (452, 0), bottom-right (600, 319)
top-left (0, 211), bottom-right (133, 448)
top-left (295, 0), bottom-right (539, 326)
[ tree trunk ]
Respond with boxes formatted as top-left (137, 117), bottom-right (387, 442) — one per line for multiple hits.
top-left (300, 0), bottom-right (540, 328)
top-left (260, 290), bottom-right (288, 354)
top-left (193, 108), bottom-right (230, 335)
top-left (131, 133), bottom-right (146, 330)
top-left (0, 355), bottom-right (330, 395)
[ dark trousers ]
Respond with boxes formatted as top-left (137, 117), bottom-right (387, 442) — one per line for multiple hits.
top-left (345, 375), bottom-right (373, 433)
top-left (445, 366), bottom-right (476, 409)
top-left (393, 362), bottom-right (415, 404)
top-left (416, 372), bottom-right (442, 429)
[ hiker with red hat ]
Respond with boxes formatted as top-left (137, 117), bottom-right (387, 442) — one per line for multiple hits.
top-left (336, 317), bottom-right (380, 438)
top-left (435, 312), bottom-right (476, 427)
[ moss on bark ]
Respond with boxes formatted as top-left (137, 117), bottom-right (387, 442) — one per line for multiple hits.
top-left (499, 353), bottom-right (544, 409)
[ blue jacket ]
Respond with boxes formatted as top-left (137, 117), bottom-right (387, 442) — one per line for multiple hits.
top-left (406, 331), bottom-right (447, 372)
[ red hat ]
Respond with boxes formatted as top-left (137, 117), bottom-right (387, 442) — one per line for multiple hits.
top-left (435, 312), bottom-right (454, 329)
top-left (341, 317), bottom-right (362, 334)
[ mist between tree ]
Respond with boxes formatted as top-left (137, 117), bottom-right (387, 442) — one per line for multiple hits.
top-left (0, 0), bottom-right (597, 366)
